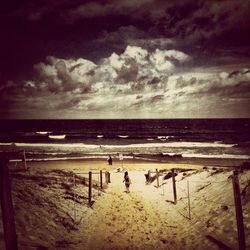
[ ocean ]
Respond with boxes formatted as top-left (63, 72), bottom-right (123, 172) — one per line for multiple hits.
top-left (0, 119), bottom-right (250, 162)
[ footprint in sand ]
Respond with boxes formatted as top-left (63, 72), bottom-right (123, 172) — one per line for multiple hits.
top-left (115, 205), bottom-right (120, 212)
top-left (106, 237), bottom-right (113, 243)
top-left (116, 227), bottom-right (126, 234)
top-left (160, 238), bottom-right (168, 244)
top-left (180, 238), bottom-right (186, 246)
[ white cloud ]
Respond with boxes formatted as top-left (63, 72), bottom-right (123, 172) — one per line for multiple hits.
top-left (3, 45), bottom-right (250, 118)
top-left (124, 46), bottom-right (148, 65)
top-left (161, 49), bottom-right (191, 63)
top-left (149, 50), bottom-right (175, 72)
top-left (109, 53), bottom-right (124, 69)
top-left (219, 72), bottom-right (228, 79)
top-left (106, 46), bottom-right (191, 88)
top-left (149, 48), bottom-right (190, 72)
top-left (34, 62), bottom-right (57, 78)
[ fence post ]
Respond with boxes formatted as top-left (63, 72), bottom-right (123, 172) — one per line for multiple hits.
top-left (171, 169), bottom-right (177, 204)
top-left (73, 173), bottom-right (76, 221)
top-left (23, 150), bottom-right (27, 170)
top-left (100, 170), bottom-right (103, 189)
top-left (88, 171), bottom-right (92, 206)
top-left (156, 169), bottom-right (159, 187)
top-left (106, 171), bottom-right (111, 184)
top-left (105, 171), bottom-right (107, 184)
top-left (232, 170), bottom-right (245, 250)
top-left (187, 181), bottom-right (191, 220)
top-left (0, 158), bottom-right (18, 250)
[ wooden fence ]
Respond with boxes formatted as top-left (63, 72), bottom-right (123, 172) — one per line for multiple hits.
top-left (0, 155), bottom-right (111, 250)
top-left (147, 167), bottom-right (247, 250)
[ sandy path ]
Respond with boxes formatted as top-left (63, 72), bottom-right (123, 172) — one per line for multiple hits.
top-left (81, 171), bottom-right (188, 250)
top-left (2, 160), bottom-right (239, 249)
top-left (11, 161), bottom-right (219, 249)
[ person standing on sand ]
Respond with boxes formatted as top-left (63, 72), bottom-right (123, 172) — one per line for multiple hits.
top-left (107, 155), bottom-right (112, 165)
top-left (123, 171), bottom-right (131, 193)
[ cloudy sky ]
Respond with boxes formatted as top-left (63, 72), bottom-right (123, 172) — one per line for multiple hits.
top-left (1, 0), bottom-right (250, 119)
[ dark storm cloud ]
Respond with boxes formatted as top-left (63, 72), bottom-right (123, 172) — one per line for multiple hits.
top-left (116, 59), bottom-right (139, 83)
top-left (1, 0), bottom-right (250, 118)
top-left (6, 1), bottom-right (250, 36)
top-left (94, 25), bottom-right (146, 51)
top-left (55, 60), bottom-right (79, 92)
top-left (155, 0), bottom-right (250, 43)
top-left (1, 0), bottom-right (250, 81)
top-left (32, 57), bottom-right (95, 94)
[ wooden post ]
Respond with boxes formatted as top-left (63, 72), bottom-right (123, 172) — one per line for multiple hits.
top-left (172, 169), bottom-right (177, 204)
top-left (0, 158), bottom-right (18, 250)
top-left (232, 170), bottom-right (245, 250)
top-left (106, 171), bottom-right (111, 183)
top-left (88, 171), bottom-right (92, 206)
top-left (105, 171), bottom-right (108, 184)
top-left (23, 150), bottom-right (27, 170)
top-left (187, 181), bottom-right (191, 220)
top-left (73, 173), bottom-right (76, 221)
top-left (156, 169), bottom-right (159, 188)
top-left (100, 170), bottom-right (103, 189)
top-left (148, 170), bottom-right (151, 182)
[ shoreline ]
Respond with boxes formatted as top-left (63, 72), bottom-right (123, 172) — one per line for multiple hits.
top-left (9, 156), bottom-right (247, 172)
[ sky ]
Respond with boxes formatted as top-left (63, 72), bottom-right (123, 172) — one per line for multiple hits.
top-left (1, 0), bottom-right (250, 119)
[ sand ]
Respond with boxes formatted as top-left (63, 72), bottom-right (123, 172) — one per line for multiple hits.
top-left (0, 159), bottom-right (250, 250)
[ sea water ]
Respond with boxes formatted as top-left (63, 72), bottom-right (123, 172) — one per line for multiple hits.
top-left (0, 119), bottom-right (249, 161)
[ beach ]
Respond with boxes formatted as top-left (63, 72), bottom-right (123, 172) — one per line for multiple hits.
top-left (1, 158), bottom-right (249, 250)
top-left (2, 0), bottom-right (250, 247)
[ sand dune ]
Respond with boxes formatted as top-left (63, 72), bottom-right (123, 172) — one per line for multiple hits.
top-left (0, 160), bottom-right (249, 249)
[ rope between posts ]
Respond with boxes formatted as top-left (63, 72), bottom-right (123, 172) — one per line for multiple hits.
top-left (188, 210), bottom-right (219, 235)
top-left (174, 199), bottom-right (226, 244)
top-left (190, 195), bottom-right (235, 207)
top-left (187, 180), bottom-right (230, 184)
top-left (176, 186), bottom-right (188, 196)
top-left (146, 169), bottom-right (246, 249)
top-left (190, 189), bottom-right (234, 200)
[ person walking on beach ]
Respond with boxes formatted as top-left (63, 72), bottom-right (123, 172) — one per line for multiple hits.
top-left (123, 171), bottom-right (131, 193)
top-left (107, 155), bottom-right (112, 165)
top-left (145, 170), bottom-right (151, 183)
